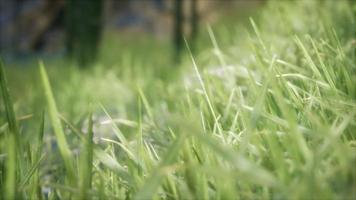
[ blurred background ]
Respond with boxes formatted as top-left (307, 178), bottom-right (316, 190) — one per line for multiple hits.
top-left (0, 0), bottom-right (268, 125)
top-left (0, 0), bottom-right (265, 66)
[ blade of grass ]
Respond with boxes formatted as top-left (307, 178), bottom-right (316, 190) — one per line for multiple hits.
top-left (19, 153), bottom-right (46, 189)
top-left (31, 112), bottom-right (45, 199)
top-left (5, 133), bottom-right (16, 200)
top-left (79, 111), bottom-right (94, 200)
top-left (0, 59), bottom-right (20, 142)
top-left (100, 104), bottom-right (128, 145)
top-left (93, 148), bottom-right (134, 186)
top-left (39, 61), bottom-right (75, 185)
top-left (134, 130), bottom-right (187, 200)
top-left (193, 129), bottom-right (277, 187)
top-left (184, 39), bottom-right (225, 142)
top-left (0, 59), bottom-right (20, 199)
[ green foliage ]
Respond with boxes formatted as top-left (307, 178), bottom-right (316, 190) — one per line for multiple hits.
top-left (0, 0), bottom-right (355, 199)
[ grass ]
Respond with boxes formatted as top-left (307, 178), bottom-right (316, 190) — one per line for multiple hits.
top-left (1, 0), bottom-right (355, 199)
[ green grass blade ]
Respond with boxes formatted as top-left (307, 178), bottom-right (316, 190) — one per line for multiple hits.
top-left (31, 112), bottom-right (45, 199)
top-left (0, 59), bottom-right (20, 199)
top-left (194, 130), bottom-right (277, 187)
top-left (79, 111), bottom-right (94, 200)
top-left (39, 61), bottom-right (76, 184)
top-left (5, 133), bottom-right (17, 200)
top-left (0, 59), bottom-right (20, 140)
top-left (19, 153), bottom-right (46, 189)
top-left (100, 104), bottom-right (128, 145)
top-left (94, 148), bottom-right (134, 185)
top-left (134, 131), bottom-right (187, 200)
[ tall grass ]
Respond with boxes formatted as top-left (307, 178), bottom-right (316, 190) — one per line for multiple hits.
top-left (0, 0), bottom-right (355, 199)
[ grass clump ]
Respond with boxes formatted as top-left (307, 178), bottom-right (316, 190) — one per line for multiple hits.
top-left (0, 0), bottom-right (355, 199)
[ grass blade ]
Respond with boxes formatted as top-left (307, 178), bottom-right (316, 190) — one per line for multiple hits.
top-left (0, 59), bottom-right (20, 199)
top-left (4, 133), bottom-right (17, 200)
top-left (79, 111), bottom-right (94, 199)
top-left (0, 59), bottom-right (20, 140)
top-left (39, 61), bottom-right (76, 184)
top-left (134, 131), bottom-right (187, 200)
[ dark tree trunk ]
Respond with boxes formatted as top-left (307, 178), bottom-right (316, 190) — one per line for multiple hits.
top-left (173, 0), bottom-right (184, 64)
top-left (190, 0), bottom-right (198, 51)
top-left (66, 0), bottom-right (103, 67)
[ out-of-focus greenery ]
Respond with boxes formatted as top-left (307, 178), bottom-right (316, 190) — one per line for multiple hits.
top-left (0, 0), bottom-right (355, 199)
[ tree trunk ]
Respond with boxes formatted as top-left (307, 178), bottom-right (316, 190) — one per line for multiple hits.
top-left (173, 0), bottom-right (184, 64)
top-left (190, 0), bottom-right (198, 52)
top-left (66, 0), bottom-right (103, 67)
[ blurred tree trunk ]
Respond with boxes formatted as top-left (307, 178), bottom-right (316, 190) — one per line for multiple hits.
top-left (173, 0), bottom-right (184, 64)
top-left (66, 0), bottom-right (103, 67)
top-left (190, 0), bottom-right (198, 52)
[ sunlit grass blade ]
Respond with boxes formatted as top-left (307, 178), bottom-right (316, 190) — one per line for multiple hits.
top-left (184, 38), bottom-right (224, 141)
top-left (138, 88), bottom-right (154, 122)
top-left (100, 104), bottom-right (128, 145)
top-left (39, 61), bottom-right (76, 185)
top-left (94, 148), bottom-right (134, 185)
top-left (193, 130), bottom-right (277, 187)
top-left (295, 36), bottom-right (323, 79)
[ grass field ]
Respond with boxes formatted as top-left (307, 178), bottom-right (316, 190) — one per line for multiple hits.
top-left (1, 0), bottom-right (355, 199)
